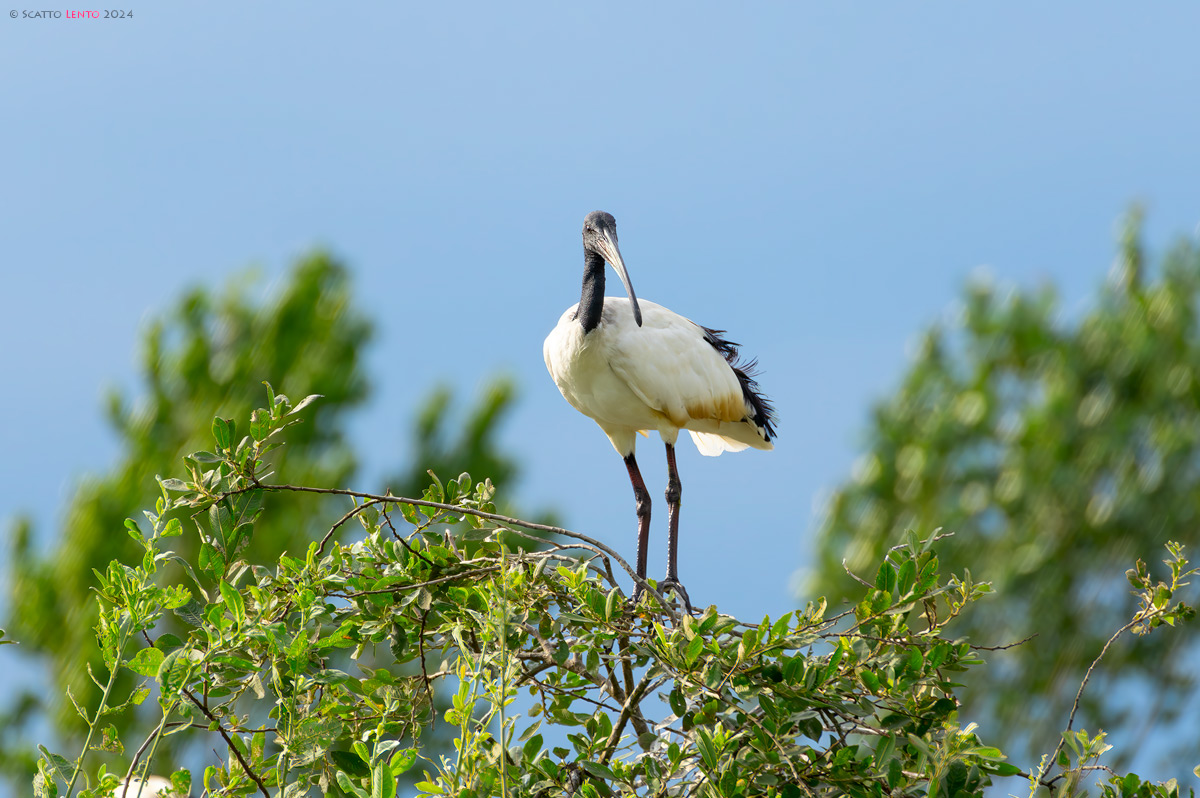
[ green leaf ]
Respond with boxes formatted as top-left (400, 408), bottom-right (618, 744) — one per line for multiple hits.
top-left (389, 626), bottom-right (408, 660)
top-left (906, 647), bottom-right (924, 674)
top-left (158, 648), bottom-right (191, 692)
top-left (413, 781), bottom-right (444, 795)
top-left (126, 647), bottom-right (165, 677)
top-left (896, 559), bottom-right (916, 594)
top-left (695, 728), bottom-right (718, 770)
top-left (317, 621), bottom-right (359, 649)
top-left (174, 598), bottom-right (206, 626)
top-left (770, 612), bottom-right (791, 640)
top-left (226, 522), bottom-right (254, 556)
top-left (287, 393), bottom-right (324, 416)
top-left (886, 756), bottom-right (903, 789)
top-left (685, 635), bottom-right (705, 666)
top-left (581, 761), bottom-right (618, 781)
top-left (228, 489), bottom-right (264, 529)
top-left (669, 688), bottom-right (687, 717)
top-left (825, 638), bottom-right (846, 678)
top-left (873, 734), bottom-right (895, 766)
top-left (875, 561), bottom-right (897, 592)
top-left (123, 519), bottom-right (143, 542)
top-left (211, 654), bottom-right (256, 670)
top-left (169, 770), bottom-right (192, 796)
top-left (336, 771), bottom-right (369, 798)
top-left (219, 580), bottom-right (245, 626)
top-left (797, 715), bottom-right (822, 740)
top-left (250, 407), bottom-right (272, 442)
top-left (944, 759), bottom-right (968, 795)
top-left (389, 747), bottom-right (418, 775)
top-left (212, 417), bottom-right (232, 450)
top-left (458, 527), bottom-right (495, 542)
top-left (604, 586), bottom-right (619, 621)
top-left (372, 759), bottom-right (396, 798)
top-left (971, 745), bottom-right (1004, 760)
top-left (37, 745), bottom-right (74, 781)
top-left (521, 733), bottom-right (544, 763)
top-left (906, 733), bottom-right (933, 760)
top-left (154, 633), bottom-right (184, 651)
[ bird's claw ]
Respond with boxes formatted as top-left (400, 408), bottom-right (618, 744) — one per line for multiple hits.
top-left (657, 577), bottom-right (694, 614)
top-left (627, 580), bottom-right (693, 615)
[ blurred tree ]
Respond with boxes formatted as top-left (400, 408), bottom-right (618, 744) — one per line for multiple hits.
top-left (808, 210), bottom-right (1200, 773)
top-left (0, 253), bottom-right (529, 791)
top-left (2, 254), bottom-right (370, 786)
top-left (394, 380), bottom-right (519, 499)
top-left (389, 378), bottom-right (557, 528)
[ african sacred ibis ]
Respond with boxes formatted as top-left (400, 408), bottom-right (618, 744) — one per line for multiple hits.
top-left (544, 211), bottom-right (776, 610)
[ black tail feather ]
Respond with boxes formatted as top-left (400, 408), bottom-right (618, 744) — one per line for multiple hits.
top-left (701, 326), bottom-right (777, 442)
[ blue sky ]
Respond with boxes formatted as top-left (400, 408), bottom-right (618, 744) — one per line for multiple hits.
top-left (2, 0), bottom-right (1199, 778)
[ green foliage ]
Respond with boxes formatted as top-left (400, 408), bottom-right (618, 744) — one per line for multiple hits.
top-left (31, 393), bottom-right (1196, 798)
top-left (810, 211), bottom-right (1200, 769)
top-left (2, 254), bottom-right (530, 792)
top-left (4, 254), bottom-right (371, 776)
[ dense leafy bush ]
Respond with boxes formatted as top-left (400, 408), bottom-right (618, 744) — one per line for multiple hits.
top-left (26, 390), bottom-right (1196, 797)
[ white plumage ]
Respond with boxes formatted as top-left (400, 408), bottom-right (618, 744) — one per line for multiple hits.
top-left (544, 297), bottom-right (773, 458)
top-left (544, 211), bottom-right (775, 610)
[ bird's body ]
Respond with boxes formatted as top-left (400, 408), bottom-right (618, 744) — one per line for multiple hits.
top-left (545, 297), bottom-right (773, 458)
top-left (544, 211), bottom-right (775, 610)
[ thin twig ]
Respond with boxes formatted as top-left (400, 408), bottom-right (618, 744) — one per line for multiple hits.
top-left (1045, 615), bottom-right (1142, 778)
top-left (841, 559), bottom-right (874, 589)
top-left (335, 566), bottom-right (501, 596)
top-left (515, 673), bottom-right (622, 713)
top-left (119, 722), bottom-right (173, 797)
top-left (598, 672), bottom-right (662, 765)
top-left (317, 497), bottom-right (386, 554)
top-left (181, 689), bottom-right (270, 798)
top-left (235, 482), bottom-right (636, 560)
top-left (1044, 763), bottom-right (1121, 787)
top-left (969, 633), bottom-right (1038, 652)
top-left (378, 505), bottom-right (435, 566)
top-left (887, 530), bottom-right (955, 554)
top-left (248, 481), bottom-right (686, 623)
top-left (418, 611), bottom-right (434, 732)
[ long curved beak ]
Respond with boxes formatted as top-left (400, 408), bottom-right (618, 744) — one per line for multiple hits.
top-left (595, 229), bottom-right (643, 327)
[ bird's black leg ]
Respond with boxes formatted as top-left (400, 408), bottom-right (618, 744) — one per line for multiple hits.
top-left (623, 453), bottom-right (652, 602)
top-left (660, 443), bottom-right (693, 612)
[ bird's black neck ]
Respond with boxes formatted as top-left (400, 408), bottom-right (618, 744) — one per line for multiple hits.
top-left (577, 250), bottom-right (606, 333)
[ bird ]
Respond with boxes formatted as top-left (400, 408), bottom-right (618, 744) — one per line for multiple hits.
top-left (544, 211), bottom-right (775, 611)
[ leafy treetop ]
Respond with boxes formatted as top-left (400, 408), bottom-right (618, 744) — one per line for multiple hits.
top-left (31, 390), bottom-right (1198, 798)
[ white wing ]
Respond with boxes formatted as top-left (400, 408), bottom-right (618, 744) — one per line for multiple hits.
top-left (602, 299), bottom-right (770, 454)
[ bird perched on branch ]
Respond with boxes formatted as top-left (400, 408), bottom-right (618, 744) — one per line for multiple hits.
top-left (544, 211), bottom-right (775, 610)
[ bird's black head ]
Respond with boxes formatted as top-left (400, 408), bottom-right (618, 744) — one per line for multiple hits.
top-left (582, 211), bottom-right (618, 253)
top-left (579, 210), bottom-right (641, 327)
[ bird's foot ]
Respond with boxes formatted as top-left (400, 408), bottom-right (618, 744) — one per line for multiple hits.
top-left (657, 577), bottom-right (694, 614)
top-left (626, 580), bottom-right (693, 615)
